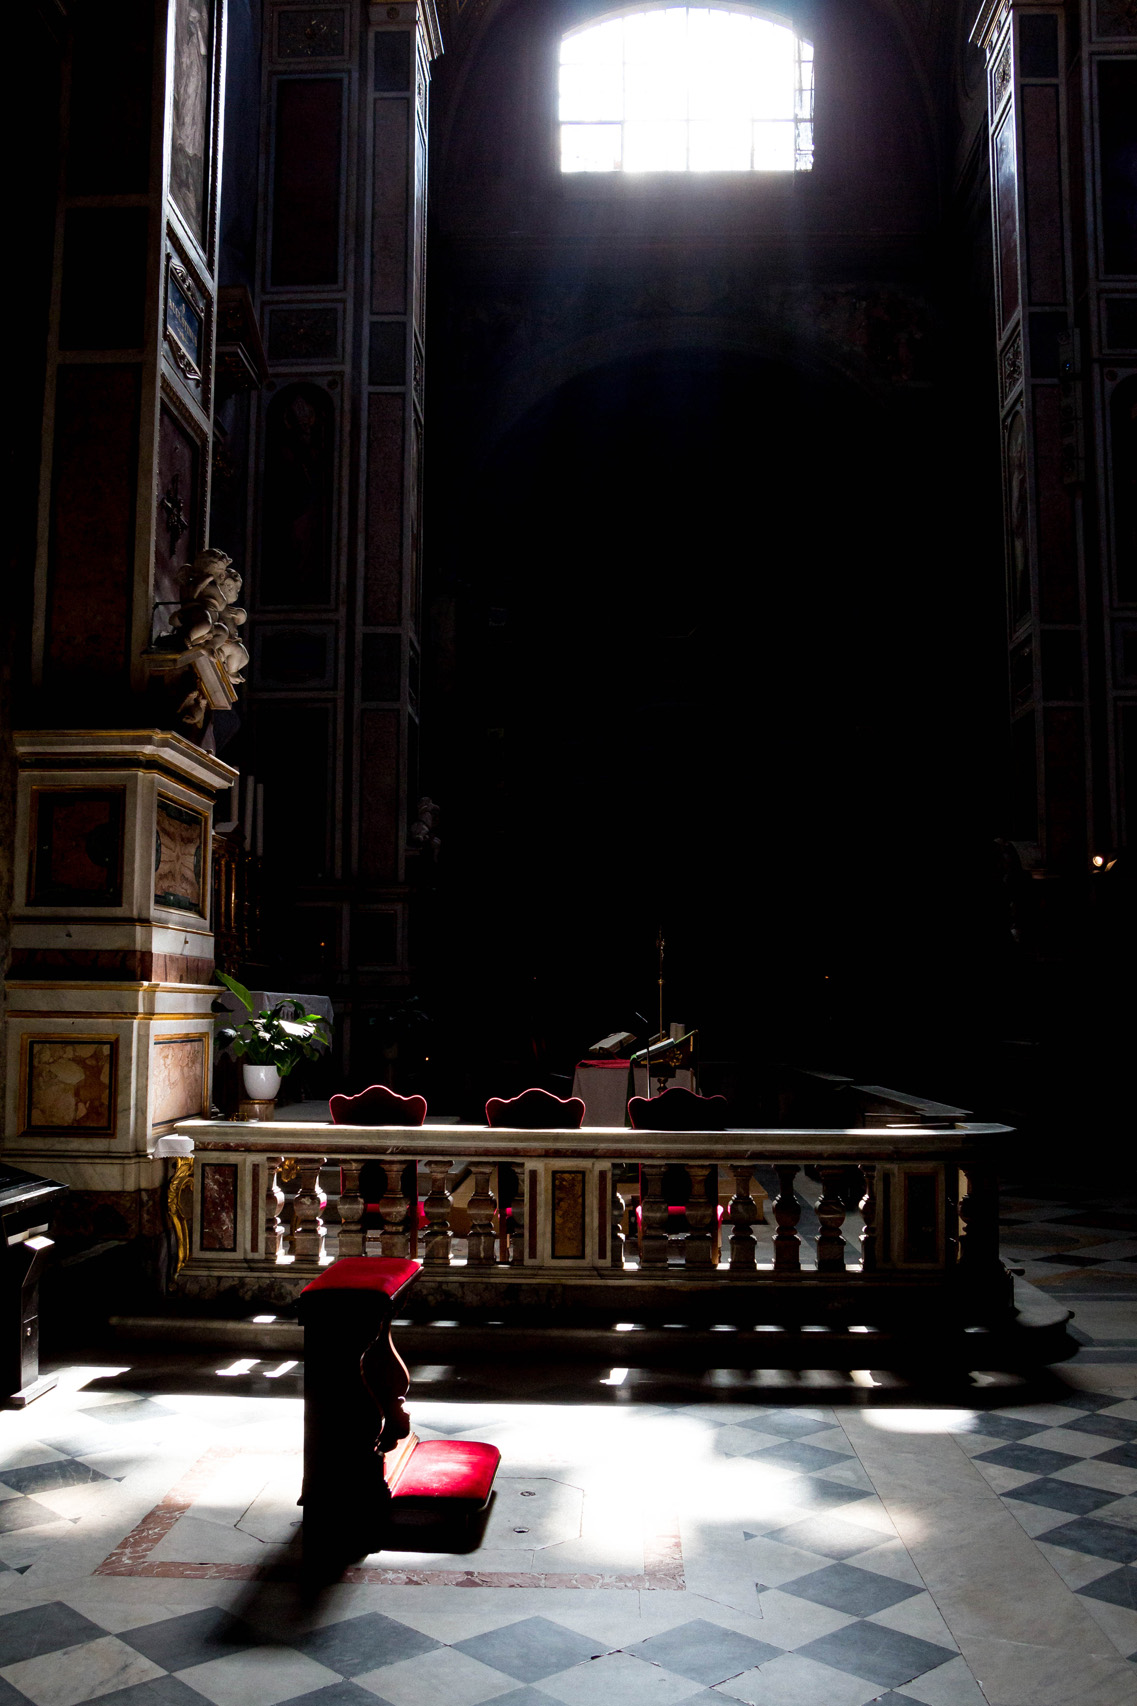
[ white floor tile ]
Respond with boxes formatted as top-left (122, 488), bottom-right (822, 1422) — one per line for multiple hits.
top-left (751, 1585), bottom-right (854, 1648)
top-left (0, 1634), bottom-right (165, 1706)
top-left (177, 1647), bottom-right (342, 1706)
top-left (897, 1652), bottom-right (989, 1705)
top-left (713, 1651), bottom-right (881, 1706)
top-left (539, 1650), bottom-right (701, 1706)
top-left (356, 1645), bottom-right (517, 1706)
top-left (869, 1588), bottom-right (958, 1648)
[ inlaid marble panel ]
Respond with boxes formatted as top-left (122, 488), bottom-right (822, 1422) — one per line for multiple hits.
top-left (151, 1035), bottom-right (207, 1128)
top-left (24, 1038), bottom-right (117, 1133)
top-left (552, 1169), bottom-right (586, 1259)
top-left (200, 1162), bottom-right (238, 1251)
top-left (28, 788), bottom-right (125, 907)
top-left (154, 796), bottom-right (207, 914)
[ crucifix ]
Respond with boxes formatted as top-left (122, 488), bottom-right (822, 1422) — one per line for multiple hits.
top-left (159, 473), bottom-right (189, 554)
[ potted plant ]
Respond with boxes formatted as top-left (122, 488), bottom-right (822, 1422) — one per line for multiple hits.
top-left (214, 973), bottom-right (330, 1109)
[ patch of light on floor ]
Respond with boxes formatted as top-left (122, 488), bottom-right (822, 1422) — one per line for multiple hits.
top-left (863, 1407), bottom-right (977, 1433)
top-left (216, 1358), bottom-right (260, 1377)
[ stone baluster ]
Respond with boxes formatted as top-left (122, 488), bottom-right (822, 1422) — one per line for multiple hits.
top-left (639, 1163), bottom-right (669, 1268)
top-left (264, 1157), bottom-right (285, 1259)
top-left (858, 1163), bottom-right (878, 1273)
top-left (379, 1159), bottom-right (411, 1260)
top-left (772, 1165), bottom-right (802, 1275)
top-left (423, 1159), bottom-right (453, 1266)
top-left (815, 1167), bottom-right (848, 1273)
top-left (508, 1169), bottom-right (527, 1266)
top-left (683, 1164), bottom-right (715, 1269)
top-left (727, 1164), bottom-right (758, 1271)
top-left (291, 1156), bottom-right (327, 1262)
top-left (466, 1163), bottom-right (498, 1266)
top-left (337, 1159), bottom-right (365, 1258)
top-left (611, 1175), bottom-right (626, 1269)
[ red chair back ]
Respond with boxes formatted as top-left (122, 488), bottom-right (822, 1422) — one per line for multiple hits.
top-left (330, 1085), bottom-right (428, 1126)
top-left (485, 1088), bottom-right (585, 1129)
top-left (627, 1087), bottom-right (730, 1131)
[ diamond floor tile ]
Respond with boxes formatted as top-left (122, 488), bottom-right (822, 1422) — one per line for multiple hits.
top-left (354, 1645), bottom-right (517, 1706)
top-left (739, 1414), bottom-right (834, 1441)
top-left (776, 1562), bottom-right (922, 1618)
top-left (119, 1611), bottom-right (259, 1673)
top-left (1093, 1445), bottom-right (1137, 1472)
top-left (73, 1679), bottom-right (217, 1706)
top-left (622, 1619), bottom-right (781, 1685)
top-left (0, 1500), bottom-right (67, 1536)
top-left (1002, 1476), bottom-right (1120, 1516)
top-left (174, 1648), bottom-right (343, 1706)
top-left (0, 1605), bottom-right (108, 1667)
top-left (452, 1620), bottom-right (601, 1685)
top-left (1078, 1566), bottom-right (1137, 1608)
top-left (748, 1443), bottom-right (853, 1475)
top-left (794, 1621), bottom-right (955, 1689)
top-left (972, 1443), bottom-right (1083, 1476)
top-left (273, 1687), bottom-right (397, 1706)
top-left (297, 1614), bottom-right (440, 1677)
top-left (78, 1402), bottom-right (172, 1427)
top-left (1059, 1414), bottom-right (1137, 1442)
top-left (1043, 1516), bottom-right (1137, 1563)
top-left (0, 1463), bottom-right (111, 1497)
top-left (537, 1651), bottom-right (696, 1706)
top-left (0, 1634), bottom-right (167, 1706)
top-left (763, 1515), bottom-right (886, 1562)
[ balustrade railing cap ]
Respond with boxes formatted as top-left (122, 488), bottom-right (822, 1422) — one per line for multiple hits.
top-left (177, 1118), bottom-right (1013, 1159)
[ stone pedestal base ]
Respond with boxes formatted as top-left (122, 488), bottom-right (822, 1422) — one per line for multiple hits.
top-left (238, 1098), bottom-right (276, 1122)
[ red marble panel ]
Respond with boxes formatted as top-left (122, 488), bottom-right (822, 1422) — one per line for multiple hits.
top-left (200, 1163), bottom-right (238, 1252)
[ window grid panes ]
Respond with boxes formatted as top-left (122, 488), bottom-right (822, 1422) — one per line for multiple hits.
top-left (560, 7), bottom-right (814, 174)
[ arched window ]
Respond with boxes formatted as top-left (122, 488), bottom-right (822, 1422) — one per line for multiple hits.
top-left (559, 6), bottom-right (813, 174)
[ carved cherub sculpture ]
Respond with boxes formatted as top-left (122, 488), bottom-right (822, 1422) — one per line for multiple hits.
top-left (171, 549), bottom-right (249, 682)
top-left (173, 548), bottom-right (238, 648)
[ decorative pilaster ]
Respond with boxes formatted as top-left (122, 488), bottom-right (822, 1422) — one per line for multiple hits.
top-left (246, 0), bottom-right (443, 1052)
top-left (972, 0), bottom-right (1093, 913)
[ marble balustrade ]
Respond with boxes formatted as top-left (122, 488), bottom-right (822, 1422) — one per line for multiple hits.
top-left (169, 1119), bottom-right (1013, 1315)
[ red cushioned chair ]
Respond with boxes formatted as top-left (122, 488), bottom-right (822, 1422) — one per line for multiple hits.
top-left (329, 1084), bottom-right (427, 1126)
top-left (298, 1257), bottom-right (500, 1568)
top-left (485, 1087), bottom-right (585, 1129)
top-left (330, 1086), bottom-right (428, 1247)
top-left (483, 1090), bottom-right (584, 1258)
top-left (628, 1089), bottom-right (731, 1261)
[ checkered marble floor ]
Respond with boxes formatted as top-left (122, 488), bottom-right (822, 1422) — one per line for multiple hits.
top-left (1, 1351), bottom-right (1137, 1706)
top-left (997, 1193), bottom-right (1137, 1296)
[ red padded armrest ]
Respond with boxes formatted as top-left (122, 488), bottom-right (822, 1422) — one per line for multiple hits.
top-left (300, 1257), bottom-right (421, 1297)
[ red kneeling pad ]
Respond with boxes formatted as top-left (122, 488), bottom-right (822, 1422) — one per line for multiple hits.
top-left (388, 1439), bottom-right (501, 1508)
top-left (300, 1256), bottom-right (421, 1297)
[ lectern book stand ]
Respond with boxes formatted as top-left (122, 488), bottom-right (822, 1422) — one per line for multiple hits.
top-left (298, 1257), bottom-right (500, 1564)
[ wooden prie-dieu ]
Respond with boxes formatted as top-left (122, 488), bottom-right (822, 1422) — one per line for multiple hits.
top-left (298, 1257), bottom-right (500, 1563)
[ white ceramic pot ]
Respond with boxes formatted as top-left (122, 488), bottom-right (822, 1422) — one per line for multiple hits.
top-left (242, 1063), bottom-right (281, 1100)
